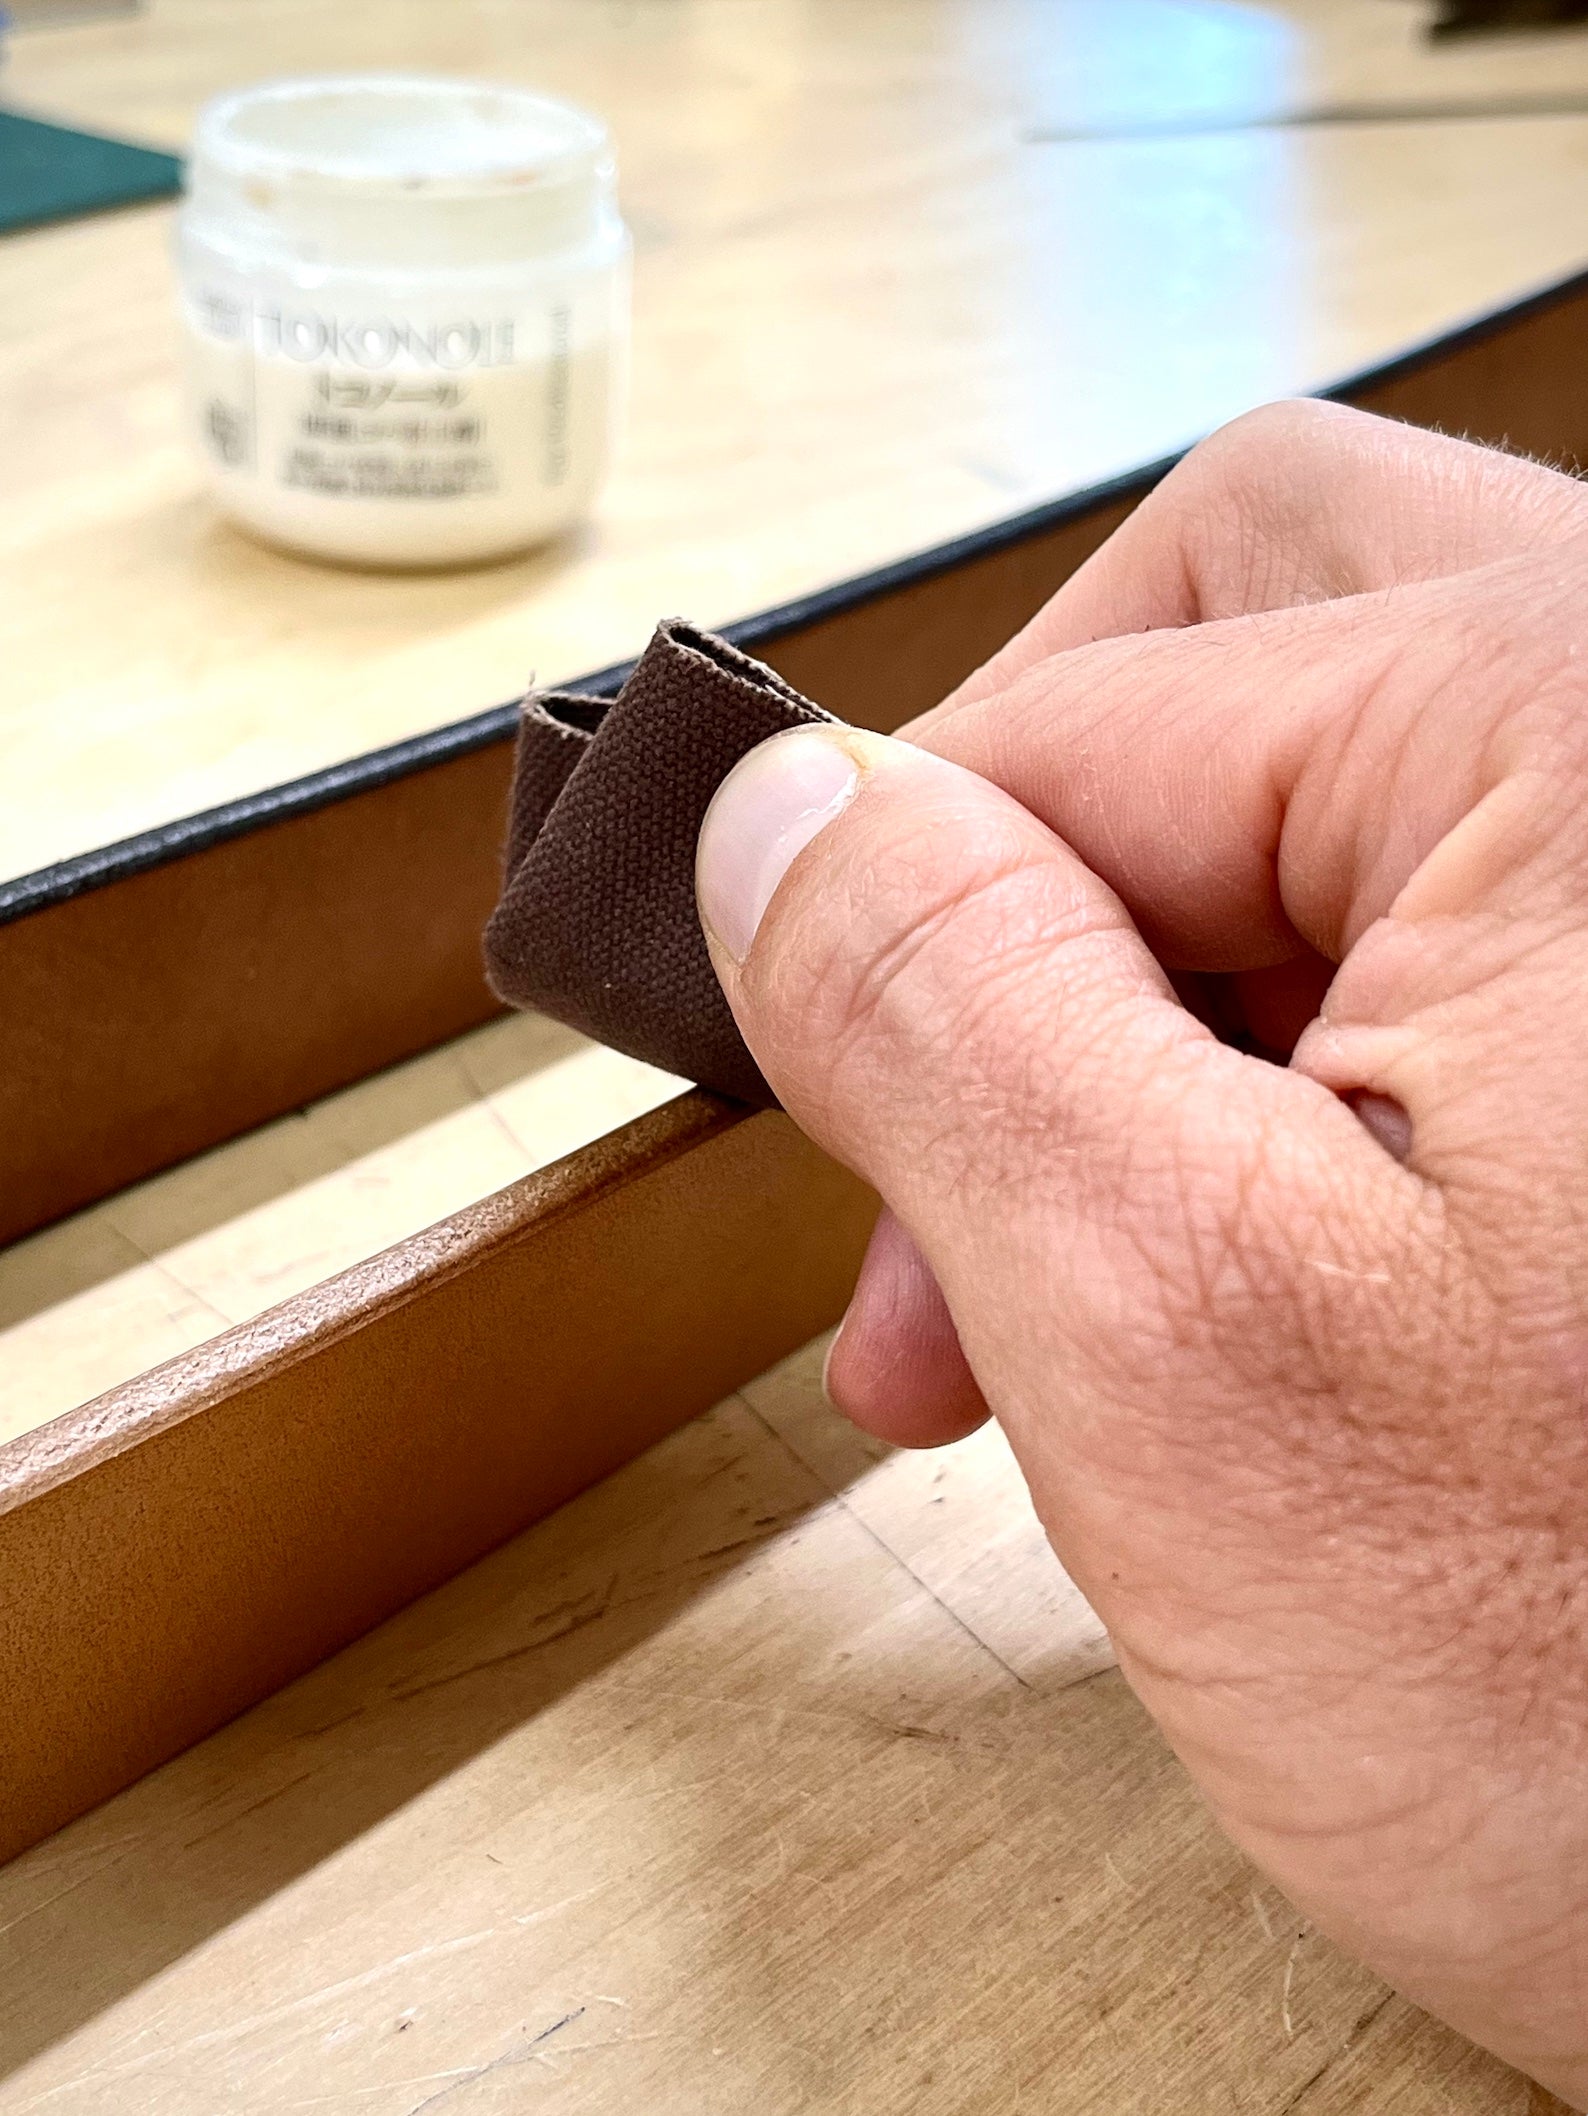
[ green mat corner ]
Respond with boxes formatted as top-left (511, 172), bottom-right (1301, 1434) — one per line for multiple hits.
top-left (0, 106), bottom-right (181, 236)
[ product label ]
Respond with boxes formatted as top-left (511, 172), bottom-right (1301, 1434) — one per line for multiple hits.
top-left (192, 288), bottom-right (523, 371)
top-left (182, 274), bottom-right (616, 562)
top-left (286, 372), bottom-right (497, 499)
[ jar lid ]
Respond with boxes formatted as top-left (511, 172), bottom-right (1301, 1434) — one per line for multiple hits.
top-left (185, 75), bottom-right (618, 268)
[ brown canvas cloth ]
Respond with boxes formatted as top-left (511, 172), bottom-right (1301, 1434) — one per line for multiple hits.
top-left (484, 619), bottom-right (839, 1106)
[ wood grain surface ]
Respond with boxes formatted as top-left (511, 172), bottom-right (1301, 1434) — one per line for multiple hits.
top-left (0, 1337), bottom-right (1549, 2111)
top-left (7, 0), bottom-right (1588, 881)
top-left (0, 1010), bottom-right (684, 1447)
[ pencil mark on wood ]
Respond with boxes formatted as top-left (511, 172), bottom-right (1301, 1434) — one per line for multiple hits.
top-left (739, 1395), bottom-right (1037, 1688)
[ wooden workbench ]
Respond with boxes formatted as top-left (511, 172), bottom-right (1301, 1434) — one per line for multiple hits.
top-left (4, 2), bottom-right (1588, 2107)
top-left (0, 1337), bottom-right (1561, 2111)
top-left (10, 0), bottom-right (1588, 881)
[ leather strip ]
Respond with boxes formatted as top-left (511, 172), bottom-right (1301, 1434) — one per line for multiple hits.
top-left (484, 620), bottom-right (839, 1105)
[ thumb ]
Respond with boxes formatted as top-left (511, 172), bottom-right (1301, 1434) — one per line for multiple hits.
top-left (694, 725), bottom-right (1419, 1464)
top-left (695, 723), bottom-right (1190, 1186)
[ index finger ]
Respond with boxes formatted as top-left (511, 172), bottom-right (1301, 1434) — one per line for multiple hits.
top-left (927, 400), bottom-right (1588, 721)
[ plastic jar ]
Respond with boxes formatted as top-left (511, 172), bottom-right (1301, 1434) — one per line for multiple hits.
top-left (175, 75), bottom-right (629, 568)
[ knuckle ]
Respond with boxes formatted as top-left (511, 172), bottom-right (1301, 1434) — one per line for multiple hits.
top-left (1185, 396), bottom-right (1360, 494)
top-left (751, 791), bottom-right (1170, 1188)
top-left (751, 800), bottom-right (1026, 1078)
top-left (1153, 400), bottom-right (1368, 613)
top-left (825, 862), bottom-right (1111, 1125)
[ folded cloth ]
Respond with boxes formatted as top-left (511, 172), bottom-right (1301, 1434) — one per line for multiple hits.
top-left (483, 619), bottom-right (840, 1106)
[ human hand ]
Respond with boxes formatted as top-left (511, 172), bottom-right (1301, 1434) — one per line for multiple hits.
top-left (695, 402), bottom-right (1588, 2101)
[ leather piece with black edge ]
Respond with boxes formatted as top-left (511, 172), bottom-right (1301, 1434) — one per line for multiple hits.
top-left (483, 619), bottom-right (840, 1107)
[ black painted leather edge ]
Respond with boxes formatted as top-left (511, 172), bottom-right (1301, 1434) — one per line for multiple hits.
top-left (0, 458), bottom-right (1168, 925)
top-left (6, 255), bottom-right (1586, 930)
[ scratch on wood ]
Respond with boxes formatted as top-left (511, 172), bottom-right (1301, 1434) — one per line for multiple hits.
top-left (180, 1770), bottom-right (318, 1852)
top-left (406, 2008), bottom-right (587, 2115)
top-left (1274, 1988), bottom-right (1396, 2113)
top-left (387, 1583), bottom-right (617, 1703)
top-left (14, 1932), bottom-right (512, 2105)
top-left (0, 1840), bottom-right (147, 1941)
top-left (1280, 1932), bottom-right (1304, 2039)
top-left (629, 1528), bottom-right (787, 1583)
top-left (293, 1706), bottom-right (367, 1743)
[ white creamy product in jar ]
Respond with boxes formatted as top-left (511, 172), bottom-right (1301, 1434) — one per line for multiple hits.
top-left (176, 75), bottom-right (629, 568)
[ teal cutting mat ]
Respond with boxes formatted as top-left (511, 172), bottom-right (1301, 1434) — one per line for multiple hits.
top-left (0, 107), bottom-right (181, 235)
